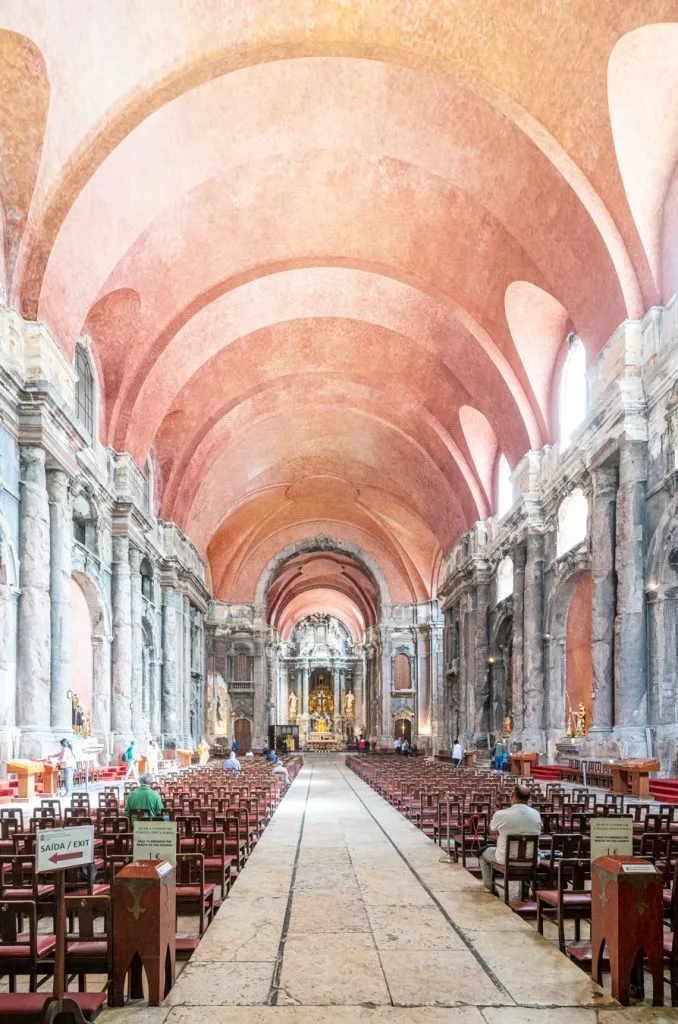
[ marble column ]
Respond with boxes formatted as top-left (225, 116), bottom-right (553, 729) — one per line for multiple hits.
top-left (333, 667), bottom-right (340, 722)
top-left (354, 657), bottom-right (364, 733)
top-left (129, 546), bottom-right (143, 738)
top-left (511, 542), bottom-right (526, 737)
top-left (161, 588), bottom-right (181, 741)
top-left (473, 579), bottom-right (490, 738)
top-left (302, 665), bottom-right (310, 714)
top-left (0, 579), bottom-right (18, 763)
top-left (183, 596), bottom-right (192, 743)
top-left (614, 441), bottom-right (649, 749)
top-left (17, 446), bottom-right (52, 754)
top-left (417, 626), bottom-right (431, 739)
top-left (280, 661), bottom-right (289, 725)
top-left (523, 531), bottom-right (545, 743)
top-left (111, 535), bottom-right (132, 744)
top-left (590, 464), bottom-right (618, 734)
top-left (91, 634), bottom-right (112, 740)
top-left (47, 469), bottom-right (72, 733)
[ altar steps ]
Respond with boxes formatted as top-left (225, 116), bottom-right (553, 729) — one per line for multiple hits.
top-left (530, 765), bottom-right (562, 781)
top-left (649, 778), bottom-right (678, 803)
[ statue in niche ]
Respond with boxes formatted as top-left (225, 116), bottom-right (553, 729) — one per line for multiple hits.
top-left (288, 691), bottom-right (298, 721)
top-left (344, 692), bottom-right (355, 717)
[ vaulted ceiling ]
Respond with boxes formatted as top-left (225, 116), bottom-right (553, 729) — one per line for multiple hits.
top-left (2, 2), bottom-right (677, 632)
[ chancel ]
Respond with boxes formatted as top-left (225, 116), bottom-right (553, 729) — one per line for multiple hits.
top-left (0, 1), bottom-right (678, 1018)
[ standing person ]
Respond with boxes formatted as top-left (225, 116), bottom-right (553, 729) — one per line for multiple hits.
top-left (452, 737), bottom-right (464, 768)
top-left (146, 738), bottom-right (160, 777)
top-left (480, 784), bottom-right (542, 890)
top-left (493, 737), bottom-right (506, 772)
top-left (57, 738), bottom-right (76, 797)
top-left (231, 737), bottom-right (239, 757)
top-left (124, 739), bottom-right (136, 779)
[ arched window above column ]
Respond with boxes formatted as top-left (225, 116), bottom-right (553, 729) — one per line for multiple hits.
top-left (140, 557), bottom-right (153, 601)
top-left (233, 651), bottom-right (253, 681)
top-left (393, 652), bottom-right (411, 690)
top-left (74, 343), bottom-right (95, 440)
top-left (496, 455), bottom-right (513, 518)
top-left (559, 334), bottom-right (587, 451)
top-left (557, 487), bottom-right (589, 557)
top-left (496, 556), bottom-right (514, 604)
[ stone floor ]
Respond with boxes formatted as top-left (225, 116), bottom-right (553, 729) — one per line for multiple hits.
top-left (101, 756), bottom-right (678, 1024)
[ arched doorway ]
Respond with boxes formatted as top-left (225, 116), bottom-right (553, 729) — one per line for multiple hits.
top-left (70, 577), bottom-right (93, 734)
top-left (491, 616), bottom-right (513, 734)
top-left (394, 718), bottom-right (412, 744)
top-left (565, 573), bottom-right (593, 735)
top-left (234, 717), bottom-right (252, 753)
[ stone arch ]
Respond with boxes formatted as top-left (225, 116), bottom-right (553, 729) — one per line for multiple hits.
top-left (544, 555), bottom-right (591, 742)
top-left (71, 569), bottom-right (112, 747)
top-left (254, 534), bottom-right (391, 612)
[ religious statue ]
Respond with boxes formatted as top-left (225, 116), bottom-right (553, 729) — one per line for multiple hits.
top-left (72, 694), bottom-right (84, 734)
top-left (504, 715), bottom-right (512, 737)
top-left (574, 702), bottom-right (587, 737)
top-left (344, 692), bottom-right (355, 717)
top-left (288, 690), bottom-right (298, 721)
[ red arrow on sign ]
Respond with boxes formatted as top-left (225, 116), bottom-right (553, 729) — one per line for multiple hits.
top-left (49, 851), bottom-right (82, 865)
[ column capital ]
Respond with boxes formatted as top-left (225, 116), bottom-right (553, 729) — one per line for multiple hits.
top-left (129, 544), bottom-right (142, 574)
top-left (46, 466), bottom-right (71, 503)
top-left (592, 463), bottom-right (619, 497)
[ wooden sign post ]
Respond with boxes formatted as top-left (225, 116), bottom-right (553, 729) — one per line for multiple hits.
top-left (37, 825), bottom-right (100, 1024)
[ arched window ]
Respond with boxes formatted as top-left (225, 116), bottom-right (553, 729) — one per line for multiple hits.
top-left (393, 653), bottom-right (411, 690)
top-left (496, 556), bottom-right (514, 604)
top-left (557, 487), bottom-right (589, 557)
top-left (74, 344), bottom-right (95, 438)
top-left (140, 557), bottom-right (153, 601)
top-left (233, 652), bottom-right (252, 681)
top-left (72, 493), bottom-right (97, 552)
top-left (496, 455), bottom-right (513, 518)
top-left (559, 334), bottom-right (587, 451)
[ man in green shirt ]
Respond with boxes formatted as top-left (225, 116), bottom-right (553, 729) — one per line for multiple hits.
top-left (124, 773), bottom-right (164, 819)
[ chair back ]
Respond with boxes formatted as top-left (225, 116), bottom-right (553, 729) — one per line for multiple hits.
top-left (0, 899), bottom-right (37, 953)
top-left (557, 857), bottom-right (589, 895)
top-left (504, 834), bottom-right (539, 876)
top-left (71, 794), bottom-right (90, 811)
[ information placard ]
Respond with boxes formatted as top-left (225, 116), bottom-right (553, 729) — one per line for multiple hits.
top-left (133, 820), bottom-right (177, 866)
top-left (37, 825), bottom-right (94, 873)
top-left (590, 816), bottom-right (633, 863)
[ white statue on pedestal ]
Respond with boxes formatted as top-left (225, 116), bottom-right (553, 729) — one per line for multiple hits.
top-left (288, 690), bottom-right (298, 722)
top-left (343, 692), bottom-right (355, 717)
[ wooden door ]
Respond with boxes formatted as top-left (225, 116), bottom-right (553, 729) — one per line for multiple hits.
top-left (234, 718), bottom-right (252, 754)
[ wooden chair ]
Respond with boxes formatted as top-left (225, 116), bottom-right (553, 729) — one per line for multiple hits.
top-left (64, 895), bottom-right (112, 996)
top-left (451, 813), bottom-right (489, 875)
top-left (194, 832), bottom-right (232, 900)
top-left (0, 854), bottom-right (55, 913)
top-left (0, 899), bottom-right (55, 991)
top-left (536, 857), bottom-right (591, 952)
top-left (490, 834), bottom-right (539, 910)
top-left (175, 853), bottom-right (216, 935)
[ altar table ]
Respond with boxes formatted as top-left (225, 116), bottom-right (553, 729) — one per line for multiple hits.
top-left (610, 758), bottom-right (660, 798)
top-left (510, 752), bottom-right (540, 777)
top-left (6, 759), bottom-right (43, 799)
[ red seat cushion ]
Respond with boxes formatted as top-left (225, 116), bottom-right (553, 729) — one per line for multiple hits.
top-left (0, 935), bottom-right (56, 958)
top-left (664, 931), bottom-right (674, 955)
top-left (67, 940), bottom-right (108, 958)
top-left (538, 890), bottom-right (590, 908)
top-left (3, 885), bottom-right (54, 900)
top-left (0, 992), bottom-right (107, 1020)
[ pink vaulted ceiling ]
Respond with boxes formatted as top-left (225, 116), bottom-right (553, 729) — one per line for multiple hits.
top-left (2, 1), bottom-right (677, 611)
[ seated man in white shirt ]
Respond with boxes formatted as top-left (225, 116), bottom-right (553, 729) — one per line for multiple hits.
top-left (480, 783), bottom-right (541, 890)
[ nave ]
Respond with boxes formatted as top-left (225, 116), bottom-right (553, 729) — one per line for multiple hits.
top-left (100, 756), bottom-right (654, 1024)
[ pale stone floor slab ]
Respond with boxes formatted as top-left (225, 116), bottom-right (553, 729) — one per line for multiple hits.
top-left (101, 756), bottom-right (678, 1024)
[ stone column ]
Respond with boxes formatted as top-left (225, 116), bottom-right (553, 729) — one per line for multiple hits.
top-left (47, 469), bottom-right (72, 734)
top-left (614, 440), bottom-right (649, 751)
top-left (17, 446), bottom-right (52, 755)
top-left (302, 664), bottom-right (310, 714)
top-left (280, 661), bottom-right (288, 725)
top-left (0, 579), bottom-right (18, 764)
top-left (183, 596), bottom-right (192, 743)
top-left (417, 626), bottom-right (431, 741)
top-left (523, 531), bottom-right (545, 747)
top-left (129, 546), bottom-right (143, 739)
top-left (354, 657), bottom-right (364, 733)
top-left (333, 667), bottom-right (341, 721)
top-left (473, 578), bottom-right (490, 739)
top-left (111, 535), bottom-right (132, 745)
top-left (91, 634), bottom-right (112, 740)
top-left (161, 588), bottom-right (181, 742)
top-left (151, 656), bottom-right (162, 737)
top-left (510, 543), bottom-right (526, 737)
top-left (590, 464), bottom-right (618, 734)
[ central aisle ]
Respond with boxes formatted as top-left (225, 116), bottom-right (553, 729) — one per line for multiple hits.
top-left (105, 757), bottom-right (629, 1023)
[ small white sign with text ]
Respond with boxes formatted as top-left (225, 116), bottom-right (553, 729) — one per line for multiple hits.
top-left (133, 820), bottom-right (177, 866)
top-left (590, 816), bottom-right (633, 863)
top-left (37, 826), bottom-right (94, 873)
